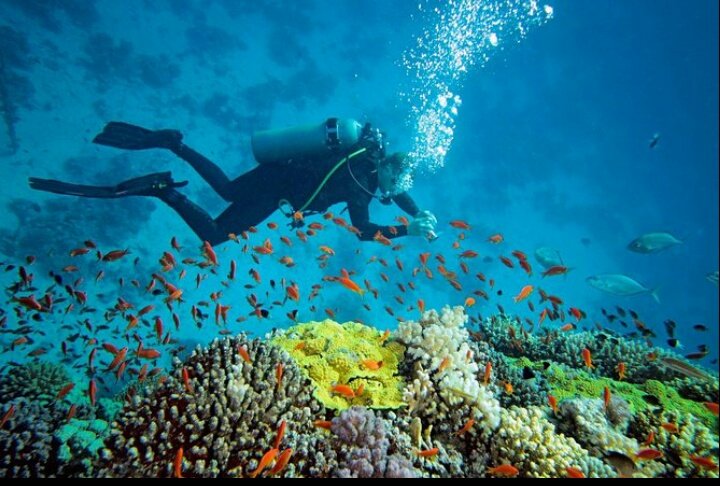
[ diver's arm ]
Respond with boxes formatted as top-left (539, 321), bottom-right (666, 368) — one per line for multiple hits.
top-left (347, 198), bottom-right (408, 241)
top-left (392, 192), bottom-right (421, 217)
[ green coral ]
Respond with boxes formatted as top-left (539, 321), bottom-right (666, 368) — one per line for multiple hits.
top-left (56, 418), bottom-right (111, 466)
top-left (270, 319), bottom-right (406, 410)
top-left (545, 363), bottom-right (717, 427)
top-left (0, 361), bottom-right (70, 404)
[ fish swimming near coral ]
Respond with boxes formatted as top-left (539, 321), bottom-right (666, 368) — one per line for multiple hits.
top-left (659, 357), bottom-right (713, 381)
top-left (627, 232), bottom-right (682, 253)
top-left (586, 274), bottom-right (659, 303)
top-left (534, 246), bottom-right (563, 269)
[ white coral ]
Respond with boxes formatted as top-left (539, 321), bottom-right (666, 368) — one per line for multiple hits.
top-left (397, 306), bottom-right (501, 433)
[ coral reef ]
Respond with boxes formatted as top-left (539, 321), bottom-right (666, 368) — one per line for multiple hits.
top-left (0, 398), bottom-right (97, 477)
top-left (0, 361), bottom-right (71, 404)
top-left (396, 306), bottom-right (502, 437)
top-left (477, 314), bottom-right (708, 385)
top-left (629, 409), bottom-right (719, 478)
top-left (555, 397), bottom-right (667, 477)
top-left (98, 335), bottom-right (333, 477)
top-left (330, 406), bottom-right (417, 478)
top-left (270, 320), bottom-right (407, 410)
top-left (490, 405), bottom-right (616, 478)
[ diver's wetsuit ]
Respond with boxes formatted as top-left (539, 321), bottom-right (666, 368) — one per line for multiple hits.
top-left (160, 141), bottom-right (420, 245)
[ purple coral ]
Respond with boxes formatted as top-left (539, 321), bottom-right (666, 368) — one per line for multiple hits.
top-left (331, 406), bottom-right (417, 478)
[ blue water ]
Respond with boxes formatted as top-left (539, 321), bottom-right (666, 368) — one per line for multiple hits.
top-left (0, 0), bottom-right (717, 394)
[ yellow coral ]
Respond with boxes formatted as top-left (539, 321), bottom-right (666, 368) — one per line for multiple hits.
top-left (270, 320), bottom-right (407, 410)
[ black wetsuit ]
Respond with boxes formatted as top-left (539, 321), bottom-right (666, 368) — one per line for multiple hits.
top-left (161, 141), bottom-right (420, 245)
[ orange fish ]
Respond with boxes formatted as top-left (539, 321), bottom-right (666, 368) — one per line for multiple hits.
top-left (455, 419), bottom-right (475, 435)
top-left (362, 359), bottom-right (383, 371)
top-left (415, 447), bottom-right (440, 458)
top-left (174, 447), bottom-right (184, 478)
top-left (487, 233), bottom-right (503, 244)
top-left (314, 420), bottom-right (332, 430)
top-left (202, 240), bottom-right (218, 266)
top-left (275, 363), bottom-right (284, 390)
top-left (337, 277), bottom-right (365, 297)
top-left (269, 448), bottom-right (293, 476)
top-left (182, 367), bottom-right (193, 393)
top-left (660, 422), bottom-right (679, 434)
top-left (513, 285), bottom-right (533, 303)
top-left (548, 394), bottom-right (558, 415)
top-left (541, 265), bottom-right (570, 277)
top-left (249, 448), bottom-right (279, 478)
top-left (56, 383), bottom-right (75, 401)
top-left (238, 345), bottom-right (252, 364)
top-left (688, 455), bottom-right (718, 470)
top-left (499, 256), bottom-right (514, 268)
top-left (379, 330), bottom-right (390, 344)
top-left (703, 402), bottom-right (719, 416)
top-left (438, 356), bottom-right (451, 372)
top-left (88, 379), bottom-right (97, 406)
top-left (102, 248), bottom-right (130, 262)
top-left (642, 431), bottom-right (654, 447)
top-left (565, 467), bottom-right (585, 478)
top-left (483, 362), bottom-right (492, 386)
top-left (635, 449), bottom-right (663, 461)
top-left (373, 230), bottom-right (392, 246)
top-left (616, 362), bottom-right (626, 381)
top-left (504, 381), bottom-right (514, 394)
top-left (1, 404), bottom-right (16, 429)
top-left (331, 384), bottom-right (355, 399)
top-left (464, 297), bottom-right (476, 308)
top-left (460, 250), bottom-right (478, 259)
top-left (487, 464), bottom-right (519, 477)
top-left (560, 323), bottom-right (576, 332)
top-left (603, 386), bottom-right (611, 411)
top-left (450, 220), bottom-right (471, 230)
top-left (582, 348), bottom-right (594, 369)
top-left (273, 419), bottom-right (286, 450)
top-left (137, 348), bottom-right (161, 360)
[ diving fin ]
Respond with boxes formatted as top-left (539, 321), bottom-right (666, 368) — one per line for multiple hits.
top-left (92, 122), bottom-right (182, 150)
top-left (29, 172), bottom-right (188, 198)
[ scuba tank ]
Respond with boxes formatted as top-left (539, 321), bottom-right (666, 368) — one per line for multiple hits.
top-left (251, 118), bottom-right (363, 164)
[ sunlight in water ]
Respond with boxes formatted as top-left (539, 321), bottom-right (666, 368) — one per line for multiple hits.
top-left (399, 0), bottom-right (554, 191)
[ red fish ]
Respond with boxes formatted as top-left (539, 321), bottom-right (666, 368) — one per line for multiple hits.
top-left (541, 265), bottom-right (571, 277)
top-left (88, 379), bottom-right (97, 406)
top-left (582, 348), bottom-right (594, 368)
top-left (450, 220), bottom-right (471, 230)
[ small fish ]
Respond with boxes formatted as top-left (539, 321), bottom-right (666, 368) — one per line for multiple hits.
top-left (627, 232), bottom-right (681, 254)
top-left (415, 447), bottom-right (440, 458)
top-left (487, 464), bottom-right (519, 477)
top-left (565, 467), bottom-right (585, 478)
top-left (693, 324), bottom-right (708, 332)
top-left (648, 132), bottom-right (660, 149)
top-left (635, 449), bottom-right (663, 461)
top-left (582, 348), bottom-right (594, 369)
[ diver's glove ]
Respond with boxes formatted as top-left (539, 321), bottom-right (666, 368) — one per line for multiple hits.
top-left (408, 210), bottom-right (438, 239)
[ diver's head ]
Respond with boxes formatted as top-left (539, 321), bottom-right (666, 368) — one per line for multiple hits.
top-left (378, 152), bottom-right (410, 202)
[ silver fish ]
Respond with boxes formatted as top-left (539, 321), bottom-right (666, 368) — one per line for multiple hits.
top-left (706, 270), bottom-right (718, 286)
top-left (586, 274), bottom-right (660, 303)
top-left (534, 247), bottom-right (563, 269)
top-left (627, 232), bottom-right (682, 254)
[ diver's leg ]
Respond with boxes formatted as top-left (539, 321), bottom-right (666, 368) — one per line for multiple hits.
top-left (156, 189), bottom-right (228, 245)
top-left (171, 144), bottom-right (235, 201)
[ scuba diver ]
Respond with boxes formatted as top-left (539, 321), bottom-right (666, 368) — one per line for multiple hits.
top-left (28, 118), bottom-right (437, 246)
